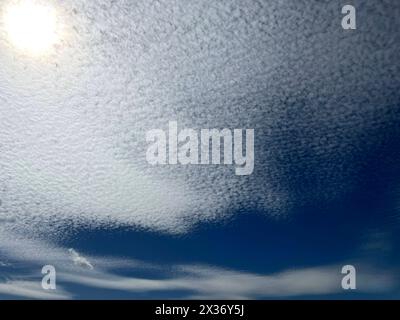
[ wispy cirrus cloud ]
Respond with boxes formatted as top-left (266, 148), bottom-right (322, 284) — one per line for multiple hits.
top-left (0, 280), bottom-right (71, 300)
top-left (59, 263), bottom-right (396, 299)
top-left (0, 232), bottom-right (396, 299)
top-left (68, 248), bottom-right (94, 270)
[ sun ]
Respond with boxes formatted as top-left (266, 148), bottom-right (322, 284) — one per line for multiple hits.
top-left (4, 1), bottom-right (58, 55)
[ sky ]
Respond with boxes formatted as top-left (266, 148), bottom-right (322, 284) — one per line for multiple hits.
top-left (0, 0), bottom-right (399, 299)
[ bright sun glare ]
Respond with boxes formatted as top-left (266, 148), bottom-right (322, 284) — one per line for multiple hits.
top-left (4, 1), bottom-right (58, 55)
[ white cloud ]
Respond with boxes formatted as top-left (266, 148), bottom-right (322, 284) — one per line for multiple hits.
top-left (60, 263), bottom-right (395, 299)
top-left (0, 232), bottom-right (396, 299)
top-left (0, 280), bottom-right (71, 300)
top-left (0, 0), bottom-right (394, 236)
top-left (0, 0), bottom-right (398, 299)
top-left (0, 0), bottom-right (283, 236)
top-left (68, 248), bottom-right (94, 270)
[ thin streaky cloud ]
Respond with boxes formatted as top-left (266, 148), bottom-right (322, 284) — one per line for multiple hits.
top-left (0, 280), bottom-right (71, 300)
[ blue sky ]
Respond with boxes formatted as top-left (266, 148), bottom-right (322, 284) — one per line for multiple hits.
top-left (0, 0), bottom-right (399, 299)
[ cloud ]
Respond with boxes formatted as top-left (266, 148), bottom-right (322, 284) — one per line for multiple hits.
top-left (0, 0), bottom-right (398, 237)
top-left (2, 260), bottom-right (395, 299)
top-left (0, 232), bottom-right (396, 299)
top-left (0, 280), bottom-right (71, 300)
top-left (0, 0), bottom-right (399, 299)
top-left (60, 263), bottom-right (396, 299)
top-left (0, 229), bottom-right (71, 266)
top-left (68, 248), bottom-right (94, 270)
